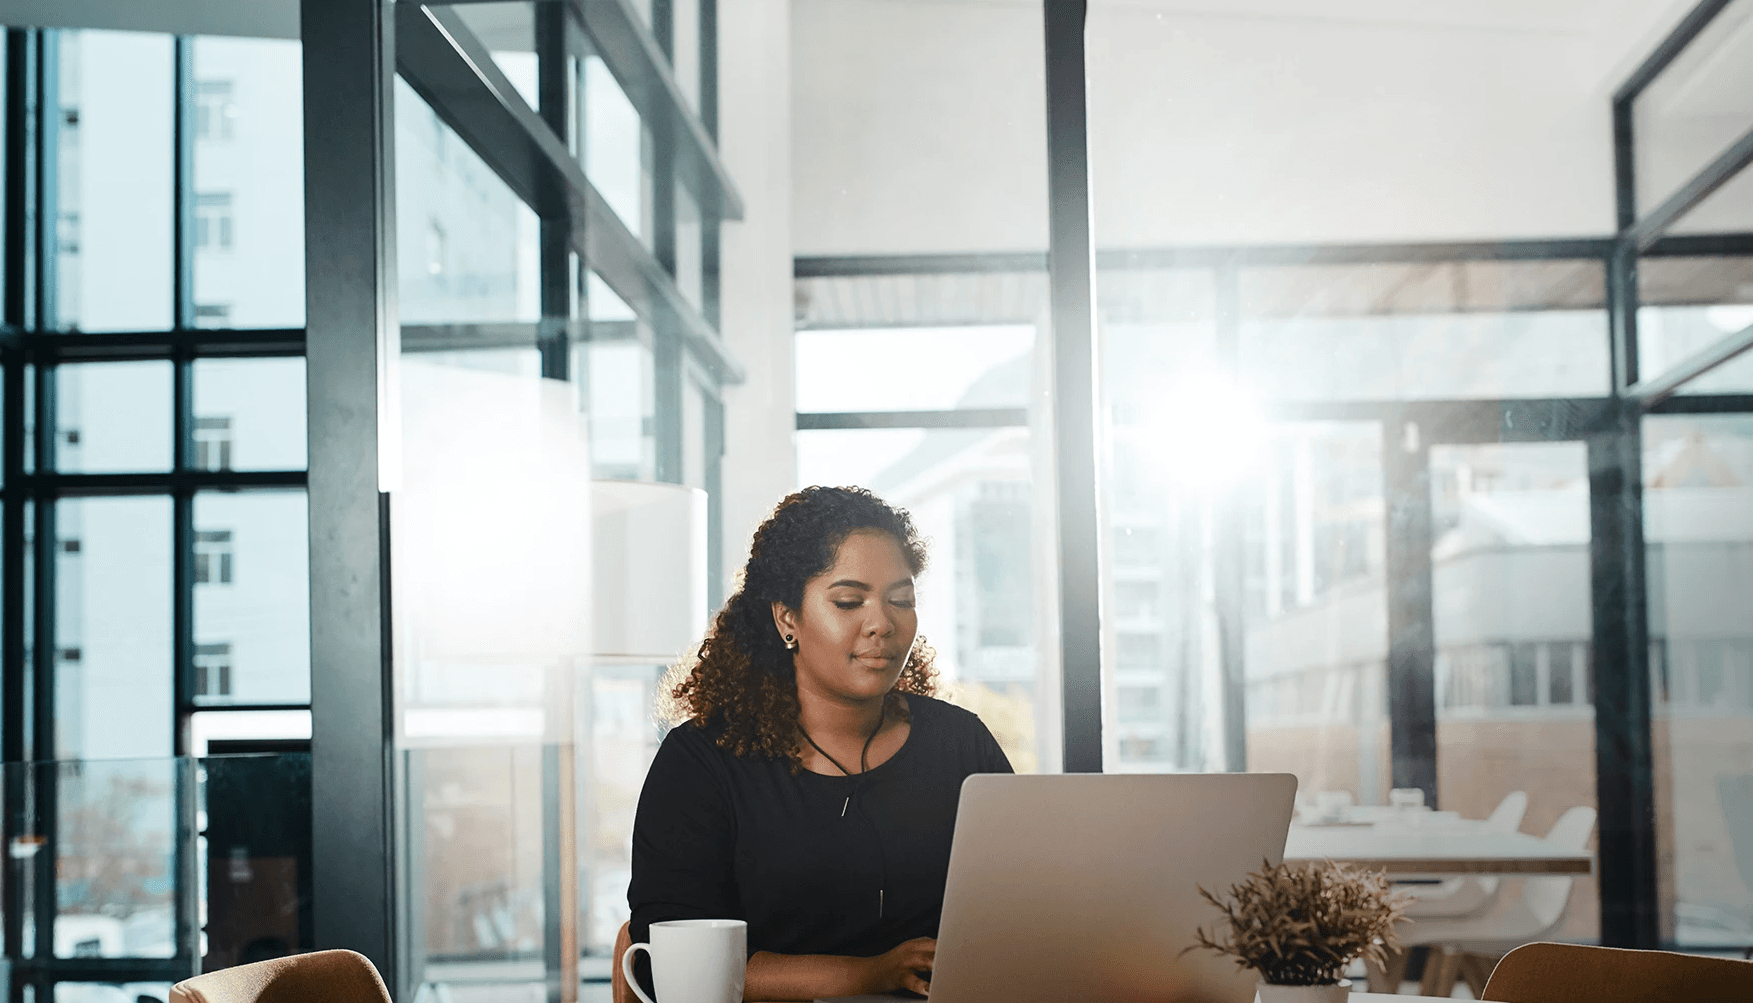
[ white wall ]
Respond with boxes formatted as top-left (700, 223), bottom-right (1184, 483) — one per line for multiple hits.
top-left (790, 0), bottom-right (1712, 254)
top-left (718, 0), bottom-right (799, 587)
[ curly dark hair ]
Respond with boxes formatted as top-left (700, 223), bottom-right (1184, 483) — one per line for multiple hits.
top-left (663, 486), bottom-right (939, 771)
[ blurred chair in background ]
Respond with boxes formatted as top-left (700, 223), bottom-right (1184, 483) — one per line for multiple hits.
top-left (1366, 805), bottom-right (1596, 995)
top-left (1402, 792), bottom-right (1530, 922)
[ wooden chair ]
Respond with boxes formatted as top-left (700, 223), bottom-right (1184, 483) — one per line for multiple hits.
top-left (613, 920), bottom-right (637, 1003)
top-left (1481, 941), bottom-right (1753, 1002)
top-left (168, 950), bottom-right (392, 1003)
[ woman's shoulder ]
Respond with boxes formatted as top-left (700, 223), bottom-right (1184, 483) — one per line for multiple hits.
top-left (906, 692), bottom-right (994, 739)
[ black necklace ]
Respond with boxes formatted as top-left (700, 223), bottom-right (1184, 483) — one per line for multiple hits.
top-left (799, 708), bottom-right (885, 778)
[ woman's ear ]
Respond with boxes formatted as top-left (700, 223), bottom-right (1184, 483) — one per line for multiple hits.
top-left (771, 600), bottom-right (800, 642)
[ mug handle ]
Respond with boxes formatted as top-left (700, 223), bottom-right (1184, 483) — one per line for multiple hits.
top-left (621, 942), bottom-right (660, 1003)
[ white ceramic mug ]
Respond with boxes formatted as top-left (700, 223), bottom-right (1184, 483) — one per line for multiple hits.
top-left (621, 918), bottom-right (747, 1003)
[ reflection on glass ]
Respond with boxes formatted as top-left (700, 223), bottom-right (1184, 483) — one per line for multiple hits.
top-left (192, 36), bottom-right (305, 329)
top-left (1637, 255), bottom-right (1753, 395)
top-left (1646, 414), bottom-right (1753, 949)
top-left (192, 358), bottom-right (309, 471)
top-left (1631, 0), bottom-right (1753, 215)
top-left (1238, 261), bottom-right (1610, 401)
top-left (1244, 423), bottom-right (1387, 800)
top-left (583, 662), bottom-right (666, 955)
top-left (395, 79), bottom-right (541, 326)
top-left (796, 427), bottom-right (1051, 773)
top-left (794, 326), bottom-right (1034, 413)
top-left (407, 745), bottom-right (547, 964)
top-left (56, 497), bottom-right (173, 761)
top-left (1429, 442), bottom-right (1598, 941)
top-left (54, 758), bottom-right (179, 958)
top-left (193, 492), bottom-right (311, 707)
top-left (54, 31), bottom-right (173, 333)
top-left (55, 362), bottom-right (174, 473)
top-left (200, 753), bottom-right (313, 970)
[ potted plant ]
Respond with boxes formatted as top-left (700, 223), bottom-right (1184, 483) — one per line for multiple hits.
top-left (1188, 859), bottom-right (1409, 1002)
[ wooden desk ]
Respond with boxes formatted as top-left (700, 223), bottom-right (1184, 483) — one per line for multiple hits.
top-left (1284, 824), bottom-right (1593, 875)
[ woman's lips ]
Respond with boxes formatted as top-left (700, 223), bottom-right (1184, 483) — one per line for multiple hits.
top-left (854, 653), bottom-right (898, 667)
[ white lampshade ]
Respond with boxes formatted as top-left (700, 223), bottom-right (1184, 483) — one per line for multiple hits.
top-left (592, 480), bottom-right (708, 661)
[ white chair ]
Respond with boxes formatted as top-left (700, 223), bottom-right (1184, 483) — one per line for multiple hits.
top-left (1401, 791), bottom-right (1529, 921)
top-left (1402, 805), bottom-right (1598, 997)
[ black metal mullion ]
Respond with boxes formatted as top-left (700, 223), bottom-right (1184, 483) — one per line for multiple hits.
top-left (538, 1), bottom-right (572, 382)
top-left (1382, 423), bottom-right (1438, 807)
top-left (1588, 414), bottom-right (1659, 948)
top-left (30, 364), bottom-right (56, 970)
top-left (2, 31), bottom-right (38, 1002)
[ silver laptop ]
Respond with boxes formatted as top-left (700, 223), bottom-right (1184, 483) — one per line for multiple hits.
top-left (913, 772), bottom-right (1298, 1003)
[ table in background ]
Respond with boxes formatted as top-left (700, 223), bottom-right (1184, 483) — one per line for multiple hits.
top-left (1285, 822), bottom-right (1593, 875)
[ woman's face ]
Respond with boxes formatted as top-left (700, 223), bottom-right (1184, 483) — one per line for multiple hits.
top-left (773, 529), bottom-right (919, 706)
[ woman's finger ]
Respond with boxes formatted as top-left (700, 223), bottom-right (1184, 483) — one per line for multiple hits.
top-left (903, 972), bottom-right (930, 996)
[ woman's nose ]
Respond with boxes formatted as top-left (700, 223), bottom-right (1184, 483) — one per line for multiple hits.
top-left (865, 607), bottom-right (895, 637)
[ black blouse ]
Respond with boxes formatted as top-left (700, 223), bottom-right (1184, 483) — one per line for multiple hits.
top-left (627, 694), bottom-right (1014, 967)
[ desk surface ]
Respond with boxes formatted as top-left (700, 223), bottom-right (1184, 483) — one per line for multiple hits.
top-left (1284, 823), bottom-right (1593, 875)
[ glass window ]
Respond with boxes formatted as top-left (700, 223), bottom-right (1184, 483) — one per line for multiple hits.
top-left (672, 0), bottom-right (701, 113)
top-left (1430, 441), bottom-right (1599, 941)
top-left (54, 30), bottom-right (174, 333)
top-left (395, 78), bottom-right (541, 326)
top-left (582, 333), bottom-right (656, 482)
top-left (53, 362), bottom-right (174, 473)
top-left (55, 759), bottom-right (179, 960)
top-left (448, 2), bottom-right (540, 109)
top-left (1630, 0), bottom-right (1753, 217)
top-left (1637, 255), bottom-right (1753, 395)
top-left (796, 427), bottom-right (1055, 773)
top-left (193, 36), bottom-right (305, 329)
top-left (581, 52), bottom-right (652, 246)
top-left (794, 326), bottom-right (1034, 413)
top-left (1646, 413), bottom-right (1753, 950)
top-left (1237, 261), bottom-right (1611, 401)
top-left (55, 497), bottom-right (173, 761)
top-left (193, 492), bottom-right (311, 708)
top-left (193, 358), bottom-right (309, 471)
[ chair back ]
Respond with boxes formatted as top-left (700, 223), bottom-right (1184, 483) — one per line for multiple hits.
top-left (1486, 791), bottom-right (1528, 832)
top-left (613, 920), bottom-right (636, 1003)
top-left (1483, 942), bottom-right (1753, 1002)
top-left (168, 950), bottom-right (392, 1003)
top-left (1523, 805), bottom-right (1596, 927)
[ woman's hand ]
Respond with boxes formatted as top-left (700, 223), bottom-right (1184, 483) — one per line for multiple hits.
top-left (863, 937), bottom-right (936, 996)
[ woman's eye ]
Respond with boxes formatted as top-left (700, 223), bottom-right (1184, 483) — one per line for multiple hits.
top-left (833, 600), bottom-right (862, 610)
top-left (891, 599), bottom-right (916, 610)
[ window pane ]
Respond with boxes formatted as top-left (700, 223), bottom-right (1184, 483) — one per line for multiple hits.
top-left (1430, 442), bottom-right (1599, 941)
top-left (55, 30), bottom-right (173, 333)
top-left (56, 497), bottom-right (173, 760)
top-left (1238, 261), bottom-right (1611, 401)
top-left (55, 362), bottom-right (174, 473)
top-left (193, 491), bottom-right (311, 707)
top-left (1243, 423), bottom-right (1388, 799)
top-left (1631, 0), bottom-right (1753, 218)
top-left (395, 78), bottom-right (540, 326)
top-left (583, 339), bottom-right (655, 481)
top-left (1647, 413), bottom-right (1753, 949)
top-left (192, 36), bottom-right (305, 329)
top-left (796, 427), bottom-right (1054, 773)
top-left (1637, 255), bottom-right (1753, 396)
top-left (580, 51), bottom-right (651, 246)
top-left (55, 983), bottom-right (172, 1003)
top-left (794, 326), bottom-right (1034, 413)
top-left (448, 2), bottom-right (539, 109)
top-left (56, 760), bottom-right (178, 959)
top-left (193, 358), bottom-right (308, 471)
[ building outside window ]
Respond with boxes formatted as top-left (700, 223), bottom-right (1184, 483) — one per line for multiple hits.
top-left (195, 530), bottom-right (235, 585)
top-left (195, 79), bottom-right (235, 141)
top-left (195, 417), bottom-right (235, 472)
top-left (195, 192), bottom-right (234, 252)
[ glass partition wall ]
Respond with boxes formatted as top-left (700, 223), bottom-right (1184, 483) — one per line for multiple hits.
top-left (790, 0), bottom-right (1753, 955)
top-left (4, 0), bottom-right (735, 997)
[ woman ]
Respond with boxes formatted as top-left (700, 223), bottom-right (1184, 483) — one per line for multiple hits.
top-left (628, 486), bottom-right (1014, 1000)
